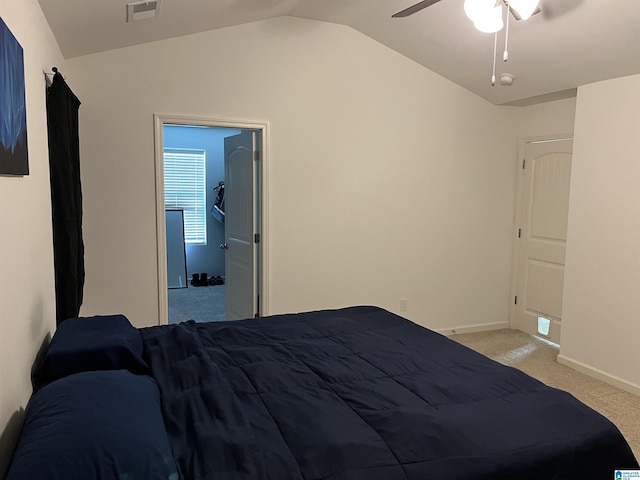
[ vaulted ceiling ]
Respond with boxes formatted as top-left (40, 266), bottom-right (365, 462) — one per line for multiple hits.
top-left (38, 0), bottom-right (640, 105)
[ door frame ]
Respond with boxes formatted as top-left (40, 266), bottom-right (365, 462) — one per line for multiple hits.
top-left (153, 114), bottom-right (270, 325)
top-left (508, 133), bottom-right (573, 332)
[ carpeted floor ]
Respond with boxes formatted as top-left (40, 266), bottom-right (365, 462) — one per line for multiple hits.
top-left (167, 285), bottom-right (226, 323)
top-left (452, 328), bottom-right (640, 462)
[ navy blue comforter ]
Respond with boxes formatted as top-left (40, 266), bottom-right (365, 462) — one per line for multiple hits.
top-left (140, 306), bottom-right (638, 480)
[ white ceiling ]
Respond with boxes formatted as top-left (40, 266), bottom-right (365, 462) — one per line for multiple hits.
top-left (38, 0), bottom-right (640, 106)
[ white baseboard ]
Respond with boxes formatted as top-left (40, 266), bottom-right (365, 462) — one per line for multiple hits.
top-left (434, 321), bottom-right (509, 337)
top-left (557, 354), bottom-right (640, 397)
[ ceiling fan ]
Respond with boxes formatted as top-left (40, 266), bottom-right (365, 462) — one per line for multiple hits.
top-left (391, 0), bottom-right (543, 86)
top-left (392, 0), bottom-right (542, 21)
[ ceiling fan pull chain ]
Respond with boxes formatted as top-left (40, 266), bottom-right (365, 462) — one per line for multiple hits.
top-left (503, 0), bottom-right (510, 61)
top-left (491, 31), bottom-right (497, 86)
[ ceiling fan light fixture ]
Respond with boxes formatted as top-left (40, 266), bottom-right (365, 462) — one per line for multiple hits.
top-left (391, 0), bottom-right (541, 85)
top-left (508, 0), bottom-right (539, 21)
top-left (473, 4), bottom-right (504, 33)
top-left (464, 0), bottom-right (498, 22)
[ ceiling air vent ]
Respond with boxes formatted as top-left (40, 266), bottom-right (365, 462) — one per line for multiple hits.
top-left (126, 1), bottom-right (160, 22)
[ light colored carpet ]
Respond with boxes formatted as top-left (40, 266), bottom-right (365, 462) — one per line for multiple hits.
top-left (167, 285), bottom-right (226, 323)
top-left (452, 328), bottom-right (640, 462)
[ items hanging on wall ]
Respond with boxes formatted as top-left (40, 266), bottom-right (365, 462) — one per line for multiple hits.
top-left (210, 181), bottom-right (225, 224)
top-left (46, 67), bottom-right (85, 324)
top-left (0, 17), bottom-right (29, 175)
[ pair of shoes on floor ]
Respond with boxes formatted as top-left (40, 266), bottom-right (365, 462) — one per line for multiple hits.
top-left (208, 275), bottom-right (224, 286)
top-left (191, 273), bottom-right (209, 287)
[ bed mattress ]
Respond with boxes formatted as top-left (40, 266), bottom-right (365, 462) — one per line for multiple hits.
top-left (140, 306), bottom-right (638, 480)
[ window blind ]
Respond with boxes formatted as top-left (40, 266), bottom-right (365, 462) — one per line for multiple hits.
top-left (164, 148), bottom-right (207, 245)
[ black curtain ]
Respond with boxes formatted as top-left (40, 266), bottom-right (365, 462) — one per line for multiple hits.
top-left (46, 71), bottom-right (84, 325)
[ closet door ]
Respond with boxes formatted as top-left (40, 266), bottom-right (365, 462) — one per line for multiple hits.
top-left (514, 139), bottom-right (573, 344)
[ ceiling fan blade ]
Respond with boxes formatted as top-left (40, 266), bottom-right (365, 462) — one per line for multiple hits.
top-left (509, 5), bottom-right (542, 20)
top-left (392, 0), bottom-right (442, 18)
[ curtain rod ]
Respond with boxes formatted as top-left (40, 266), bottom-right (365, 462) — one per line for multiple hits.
top-left (44, 67), bottom-right (62, 87)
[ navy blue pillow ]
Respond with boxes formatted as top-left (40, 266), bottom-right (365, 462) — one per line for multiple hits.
top-left (39, 314), bottom-right (148, 384)
top-left (6, 370), bottom-right (178, 480)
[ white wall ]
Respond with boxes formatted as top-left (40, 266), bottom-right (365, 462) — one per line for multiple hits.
top-left (515, 97), bottom-right (576, 139)
top-left (559, 74), bottom-right (640, 393)
top-left (66, 16), bottom-right (519, 331)
top-left (0, 1), bottom-right (64, 474)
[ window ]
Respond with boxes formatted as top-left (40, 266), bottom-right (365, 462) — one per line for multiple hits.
top-left (164, 148), bottom-right (207, 245)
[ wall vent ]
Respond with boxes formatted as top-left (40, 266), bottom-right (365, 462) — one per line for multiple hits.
top-left (127, 1), bottom-right (160, 22)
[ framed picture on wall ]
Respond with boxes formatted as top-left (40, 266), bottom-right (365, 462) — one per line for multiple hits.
top-left (0, 16), bottom-right (29, 176)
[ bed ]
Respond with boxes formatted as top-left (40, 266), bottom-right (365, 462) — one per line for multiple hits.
top-left (6, 306), bottom-right (638, 479)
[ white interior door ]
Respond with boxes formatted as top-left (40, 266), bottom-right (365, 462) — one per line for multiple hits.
top-left (224, 131), bottom-right (257, 320)
top-left (514, 138), bottom-right (573, 344)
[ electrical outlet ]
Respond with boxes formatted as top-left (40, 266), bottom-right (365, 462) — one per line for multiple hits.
top-left (399, 298), bottom-right (408, 312)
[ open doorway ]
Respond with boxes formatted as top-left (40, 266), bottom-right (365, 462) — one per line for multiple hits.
top-left (164, 124), bottom-right (239, 323)
top-left (154, 115), bottom-right (267, 325)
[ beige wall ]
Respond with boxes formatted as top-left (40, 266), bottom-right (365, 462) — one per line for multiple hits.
top-left (559, 74), bottom-right (640, 393)
top-left (0, 0), bottom-right (64, 474)
top-left (515, 97), bottom-right (576, 139)
top-left (66, 16), bottom-right (520, 332)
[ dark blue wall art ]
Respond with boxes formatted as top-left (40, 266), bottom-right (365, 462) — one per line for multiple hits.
top-left (0, 17), bottom-right (28, 176)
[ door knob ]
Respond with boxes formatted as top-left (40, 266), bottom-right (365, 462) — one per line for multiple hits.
top-left (219, 243), bottom-right (228, 250)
